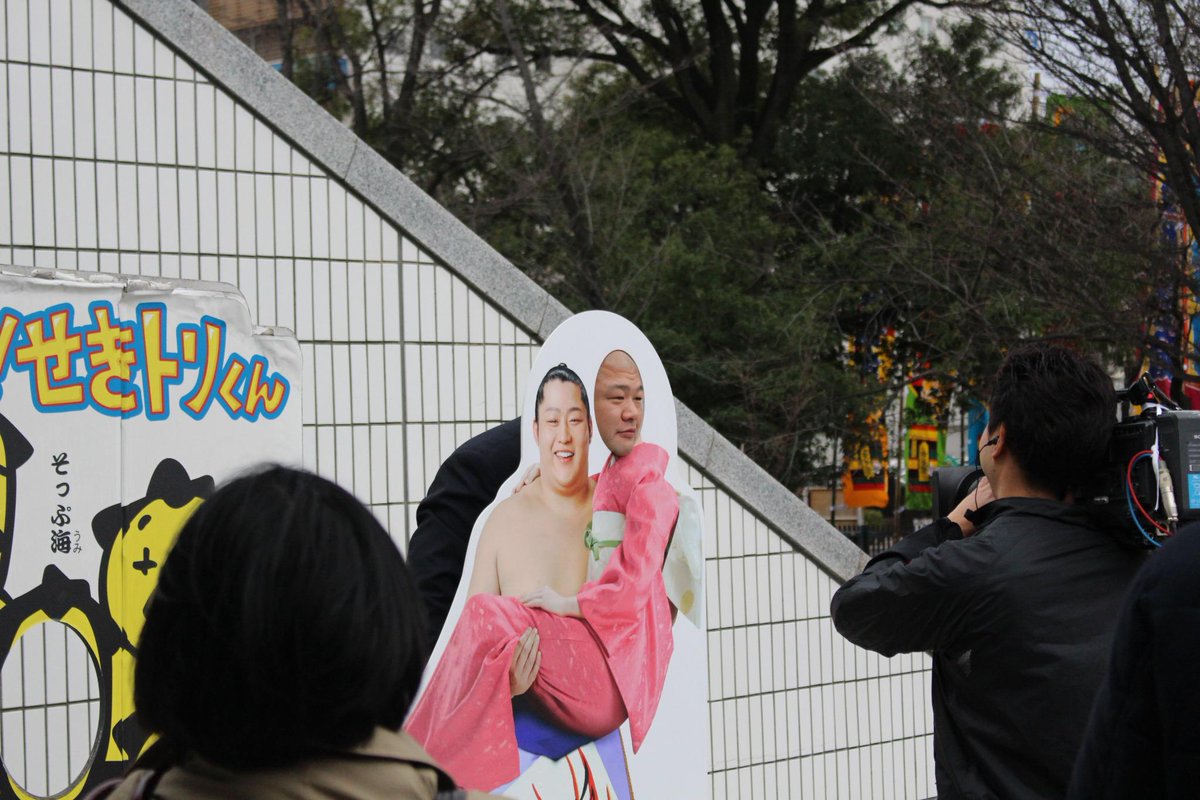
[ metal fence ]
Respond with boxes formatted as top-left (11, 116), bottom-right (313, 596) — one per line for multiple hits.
top-left (0, 0), bottom-right (936, 795)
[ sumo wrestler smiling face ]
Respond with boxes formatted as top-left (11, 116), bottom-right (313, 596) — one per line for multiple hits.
top-left (532, 366), bottom-right (592, 490)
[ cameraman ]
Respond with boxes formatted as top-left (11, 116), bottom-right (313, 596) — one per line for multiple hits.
top-left (831, 343), bottom-right (1145, 799)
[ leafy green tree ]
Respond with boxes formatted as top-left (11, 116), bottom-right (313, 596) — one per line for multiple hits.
top-left (786, 27), bottom-right (1161, 394)
top-left (262, 4), bottom-right (1163, 488)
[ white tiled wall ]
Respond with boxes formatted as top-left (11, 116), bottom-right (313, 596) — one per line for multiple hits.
top-left (689, 463), bottom-right (934, 797)
top-left (0, 0), bottom-right (539, 542)
top-left (0, 0), bottom-right (936, 796)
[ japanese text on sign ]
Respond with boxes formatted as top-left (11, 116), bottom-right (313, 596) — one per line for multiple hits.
top-left (49, 452), bottom-right (80, 554)
top-left (0, 302), bottom-right (291, 421)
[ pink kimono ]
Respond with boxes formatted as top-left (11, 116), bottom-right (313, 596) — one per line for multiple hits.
top-left (405, 442), bottom-right (679, 791)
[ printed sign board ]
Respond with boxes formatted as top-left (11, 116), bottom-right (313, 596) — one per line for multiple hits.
top-left (0, 266), bottom-right (301, 799)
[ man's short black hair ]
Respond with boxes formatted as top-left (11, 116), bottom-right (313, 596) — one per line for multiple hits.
top-left (534, 363), bottom-right (590, 423)
top-left (135, 466), bottom-right (426, 770)
top-left (988, 343), bottom-right (1115, 499)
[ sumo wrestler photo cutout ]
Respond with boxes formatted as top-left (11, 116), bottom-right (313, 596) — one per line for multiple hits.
top-left (406, 311), bottom-right (708, 798)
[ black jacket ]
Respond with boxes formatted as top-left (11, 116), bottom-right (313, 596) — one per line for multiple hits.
top-left (407, 419), bottom-right (522, 658)
top-left (1068, 522), bottom-right (1200, 799)
top-left (831, 498), bottom-right (1145, 799)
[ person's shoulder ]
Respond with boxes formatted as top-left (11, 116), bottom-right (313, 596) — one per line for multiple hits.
top-left (974, 498), bottom-right (1082, 537)
top-left (880, 521), bottom-right (1003, 583)
top-left (457, 418), bottom-right (521, 458)
top-left (443, 420), bottom-right (522, 483)
top-left (1134, 524), bottom-right (1200, 596)
top-left (969, 505), bottom-right (1063, 556)
top-left (1154, 522), bottom-right (1200, 565)
top-left (480, 490), bottom-right (532, 538)
top-left (977, 500), bottom-right (1146, 578)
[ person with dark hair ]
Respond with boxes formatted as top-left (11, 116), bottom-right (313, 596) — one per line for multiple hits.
top-left (831, 343), bottom-right (1145, 799)
top-left (408, 418), bottom-right (522, 659)
top-left (985, 344), bottom-right (1118, 499)
top-left (534, 363), bottom-right (590, 421)
top-left (99, 466), bottom-right (501, 800)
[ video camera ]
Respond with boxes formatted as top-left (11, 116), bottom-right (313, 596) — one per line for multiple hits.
top-left (932, 375), bottom-right (1200, 547)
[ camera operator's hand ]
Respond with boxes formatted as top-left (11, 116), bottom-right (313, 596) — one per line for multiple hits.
top-left (947, 477), bottom-right (995, 537)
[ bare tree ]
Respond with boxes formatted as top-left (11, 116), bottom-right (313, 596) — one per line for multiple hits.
top-left (991, 0), bottom-right (1200, 397)
top-left (460, 0), bottom-right (997, 167)
top-left (274, 0), bottom-right (518, 198)
top-left (995, 0), bottom-right (1200, 230)
top-left (491, 0), bottom-right (611, 306)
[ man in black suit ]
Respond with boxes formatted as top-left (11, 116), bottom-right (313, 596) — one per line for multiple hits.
top-left (407, 418), bottom-right (522, 659)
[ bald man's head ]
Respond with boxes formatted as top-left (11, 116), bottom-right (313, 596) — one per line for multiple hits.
top-left (594, 350), bottom-right (644, 457)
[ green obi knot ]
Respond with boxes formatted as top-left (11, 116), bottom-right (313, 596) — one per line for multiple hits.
top-left (583, 521), bottom-right (621, 561)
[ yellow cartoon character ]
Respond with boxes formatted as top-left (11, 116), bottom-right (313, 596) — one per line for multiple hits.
top-left (91, 458), bottom-right (213, 761)
top-left (0, 412), bottom-right (34, 599)
top-left (0, 566), bottom-right (109, 800)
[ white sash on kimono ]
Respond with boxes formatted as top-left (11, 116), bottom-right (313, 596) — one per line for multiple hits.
top-left (582, 491), bottom-right (704, 628)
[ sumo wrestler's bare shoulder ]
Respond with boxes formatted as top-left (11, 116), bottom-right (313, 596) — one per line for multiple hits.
top-left (465, 491), bottom-right (534, 596)
top-left (481, 489), bottom-right (536, 541)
